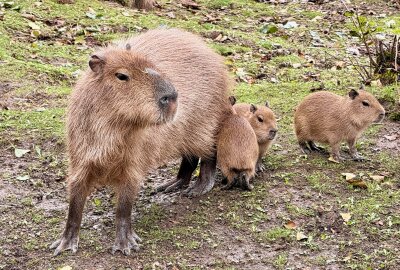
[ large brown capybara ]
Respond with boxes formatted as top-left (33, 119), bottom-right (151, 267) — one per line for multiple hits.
top-left (294, 89), bottom-right (385, 162)
top-left (51, 28), bottom-right (232, 256)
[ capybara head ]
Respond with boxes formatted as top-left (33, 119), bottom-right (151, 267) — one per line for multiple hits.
top-left (348, 89), bottom-right (385, 125)
top-left (88, 45), bottom-right (178, 126)
top-left (248, 101), bottom-right (278, 143)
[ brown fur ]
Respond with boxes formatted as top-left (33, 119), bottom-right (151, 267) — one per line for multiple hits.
top-left (52, 28), bottom-right (232, 255)
top-left (132, 0), bottom-right (155, 10)
top-left (233, 102), bottom-right (278, 171)
top-left (217, 113), bottom-right (258, 190)
top-left (294, 90), bottom-right (385, 161)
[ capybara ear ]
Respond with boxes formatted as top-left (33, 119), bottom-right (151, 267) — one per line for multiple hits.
top-left (349, 89), bottom-right (359, 100)
top-left (144, 68), bottom-right (160, 77)
top-left (228, 96), bottom-right (236, 106)
top-left (126, 43), bottom-right (131, 50)
top-left (89, 55), bottom-right (105, 73)
top-left (250, 104), bottom-right (257, 113)
top-left (265, 100), bottom-right (270, 108)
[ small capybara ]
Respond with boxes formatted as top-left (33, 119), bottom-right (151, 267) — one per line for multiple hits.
top-left (294, 89), bottom-right (385, 161)
top-left (51, 28), bottom-right (232, 256)
top-left (233, 102), bottom-right (278, 172)
top-left (217, 99), bottom-right (258, 190)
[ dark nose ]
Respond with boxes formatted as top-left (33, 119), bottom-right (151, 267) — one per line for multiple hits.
top-left (269, 129), bottom-right (277, 138)
top-left (159, 91), bottom-right (177, 107)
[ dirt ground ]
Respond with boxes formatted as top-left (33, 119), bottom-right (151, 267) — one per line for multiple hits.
top-left (0, 0), bottom-right (399, 269)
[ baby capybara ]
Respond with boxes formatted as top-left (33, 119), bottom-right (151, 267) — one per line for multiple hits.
top-left (51, 28), bottom-right (232, 256)
top-left (233, 102), bottom-right (278, 172)
top-left (217, 101), bottom-right (259, 190)
top-left (294, 89), bottom-right (385, 162)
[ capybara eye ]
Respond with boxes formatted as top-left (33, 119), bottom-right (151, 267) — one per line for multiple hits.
top-left (116, 73), bottom-right (129, 81)
top-left (362, 101), bottom-right (370, 107)
top-left (258, 116), bottom-right (263, 123)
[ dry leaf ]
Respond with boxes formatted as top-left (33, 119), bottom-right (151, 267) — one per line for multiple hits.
top-left (328, 156), bottom-right (340, 163)
top-left (370, 175), bottom-right (384, 182)
top-left (296, 231), bottom-right (307, 241)
top-left (384, 134), bottom-right (397, 141)
top-left (15, 148), bottom-right (30, 158)
top-left (28, 21), bottom-right (40, 30)
top-left (346, 178), bottom-right (368, 189)
top-left (341, 173), bottom-right (356, 180)
top-left (284, 221), bottom-right (297, 230)
top-left (340, 212), bottom-right (351, 222)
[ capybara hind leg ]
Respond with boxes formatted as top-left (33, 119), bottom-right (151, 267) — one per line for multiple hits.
top-left (51, 176), bottom-right (91, 256)
top-left (111, 182), bottom-right (141, 256)
top-left (299, 141), bottom-right (311, 154)
top-left (239, 172), bottom-right (254, 191)
top-left (347, 138), bottom-right (366, 161)
top-left (154, 156), bottom-right (199, 193)
top-left (184, 156), bottom-right (216, 197)
top-left (308, 141), bottom-right (326, 153)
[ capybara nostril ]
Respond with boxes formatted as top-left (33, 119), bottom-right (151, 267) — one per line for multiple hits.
top-left (159, 92), bottom-right (177, 107)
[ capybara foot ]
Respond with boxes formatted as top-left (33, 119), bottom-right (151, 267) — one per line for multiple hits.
top-left (351, 153), bottom-right (368, 162)
top-left (239, 173), bottom-right (254, 191)
top-left (154, 178), bottom-right (188, 194)
top-left (299, 142), bottom-right (311, 154)
top-left (183, 177), bottom-right (215, 197)
top-left (50, 234), bottom-right (79, 256)
top-left (111, 231), bottom-right (142, 256)
top-left (330, 154), bottom-right (344, 163)
top-left (221, 177), bottom-right (237, 190)
top-left (255, 162), bottom-right (266, 174)
top-left (308, 141), bottom-right (326, 153)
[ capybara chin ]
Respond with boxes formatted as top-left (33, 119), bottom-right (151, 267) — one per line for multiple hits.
top-left (51, 28), bottom-right (232, 256)
top-left (217, 106), bottom-right (258, 191)
top-left (233, 102), bottom-right (278, 172)
top-left (294, 89), bottom-right (385, 162)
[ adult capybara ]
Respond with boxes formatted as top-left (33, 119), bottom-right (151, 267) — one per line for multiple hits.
top-left (217, 100), bottom-right (258, 190)
top-left (233, 102), bottom-right (278, 172)
top-left (294, 89), bottom-right (385, 162)
top-left (51, 28), bottom-right (232, 256)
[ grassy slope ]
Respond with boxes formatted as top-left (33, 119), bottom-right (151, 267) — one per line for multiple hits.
top-left (0, 0), bottom-right (399, 269)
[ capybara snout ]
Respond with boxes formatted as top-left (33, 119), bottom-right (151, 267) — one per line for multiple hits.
top-left (268, 128), bottom-right (277, 140)
top-left (145, 68), bottom-right (178, 123)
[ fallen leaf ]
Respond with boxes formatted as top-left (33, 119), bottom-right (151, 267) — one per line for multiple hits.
top-left (341, 173), bottom-right (356, 181)
top-left (384, 134), bottom-right (397, 141)
top-left (340, 212), bottom-right (351, 222)
top-left (15, 148), bottom-right (30, 158)
top-left (260, 24), bottom-right (278, 34)
top-left (283, 21), bottom-right (298, 29)
top-left (292, 63), bottom-right (302, 68)
top-left (296, 231), bottom-right (307, 241)
top-left (328, 156), bottom-right (340, 163)
top-left (28, 21), bottom-right (40, 30)
top-left (58, 266), bottom-right (72, 270)
top-left (370, 175), bottom-right (384, 182)
top-left (22, 13), bottom-right (36, 21)
top-left (16, 175), bottom-right (30, 181)
top-left (346, 178), bottom-right (368, 189)
top-left (284, 221), bottom-right (297, 230)
top-left (370, 79), bottom-right (382, 87)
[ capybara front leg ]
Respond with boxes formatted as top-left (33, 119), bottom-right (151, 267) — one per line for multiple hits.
top-left (347, 138), bottom-right (366, 161)
top-left (184, 156), bottom-right (216, 197)
top-left (112, 182), bottom-right (141, 256)
top-left (255, 157), bottom-right (265, 174)
top-left (154, 156), bottom-right (199, 193)
top-left (50, 179), bottom-right (90, 256)
top-left (330, 142), bottom-right (343, 162)
top-left (239, 172), bottom-right (254, 191)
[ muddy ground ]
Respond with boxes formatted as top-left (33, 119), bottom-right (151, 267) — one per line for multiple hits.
top-left (0, 0), bottom-right (399, 269)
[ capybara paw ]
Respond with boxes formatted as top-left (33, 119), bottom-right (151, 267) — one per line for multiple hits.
top-left (255, 163), bottom-right (266, 174)
top-left (154, 179), bottom-right (187, 194)
top-left (111, 232), bottom-right (142, 256)
top-left (50, 235), bottom-right (79, 256)
top-left (352, 154), bottom-right (368, 162)
top-left (183, 180), bottom-right (214, 197)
